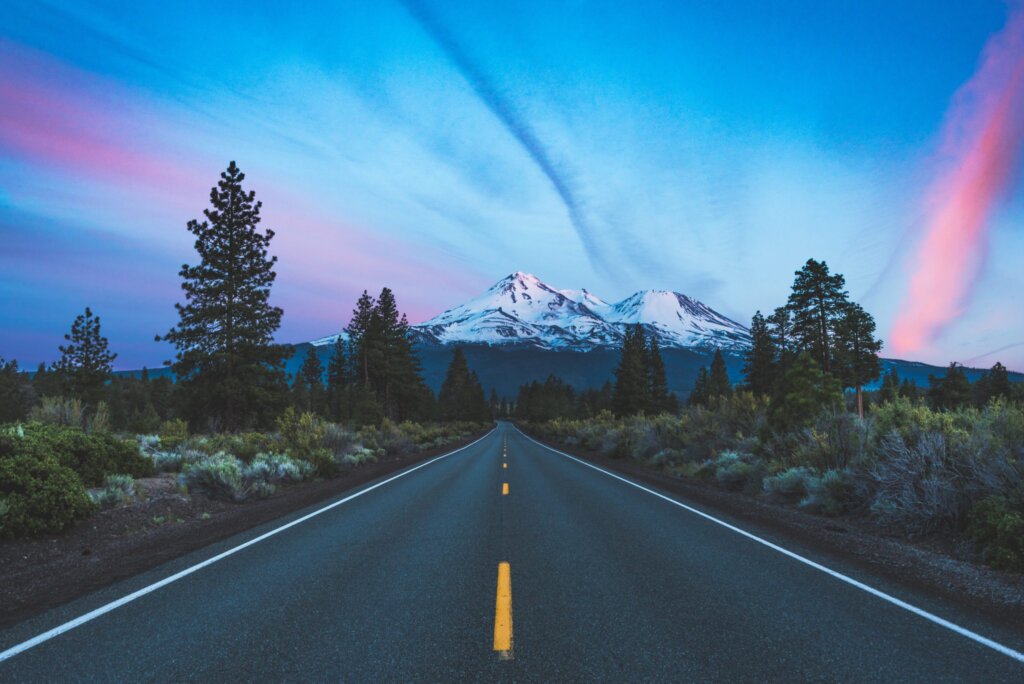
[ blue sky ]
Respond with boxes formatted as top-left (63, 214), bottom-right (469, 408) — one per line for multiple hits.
top-left (1, 0), bottom-right (1022, 369)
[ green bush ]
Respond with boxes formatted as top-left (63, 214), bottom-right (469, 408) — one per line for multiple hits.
top-left (277, 408), bottom-right (326, 460)
top-left (0, 452), bottom-right (94, 538)
top-left (967, 495), bottom-right (1024, 572)
top-left (159, 419), bottom-right (189, 449)
top-left (1, 422), bottom-right (152, 486)
top-left (763, 467), bottom-right (816, 503)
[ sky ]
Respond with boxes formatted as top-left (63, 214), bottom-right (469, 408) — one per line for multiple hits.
top-left (1, 0), bottom-right (1023, 371)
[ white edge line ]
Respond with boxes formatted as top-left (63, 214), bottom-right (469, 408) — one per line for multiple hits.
top-left (0, 429), bottom-right (496, 664)
top-left (517, 428), bottom-right (1024, 665)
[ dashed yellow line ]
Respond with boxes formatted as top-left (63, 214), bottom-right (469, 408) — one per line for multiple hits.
top-left (503, 462), bottom-right (507, 469)
top-left (494, 562), bottom-right (512, 657)
top-left (502, 482), bottom-right (509, 496)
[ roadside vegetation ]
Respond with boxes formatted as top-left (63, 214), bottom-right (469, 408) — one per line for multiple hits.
top-left (519, 260), bottom-right (1024, 573)
top-left (0, 163), bottom-right (492, 540)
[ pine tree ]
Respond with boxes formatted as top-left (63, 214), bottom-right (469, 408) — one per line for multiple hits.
top-left (326, 337), bottom-right (349, 421)
top-left (438, 347), bottom-right (488, 421)
top-left (766, 305), bottom-right (795, 367)
top-left (56, 306), bottom-right (117, 406)
top-left (646, 337), bottom-right (672, 414)
top-left (769, 353), bottom-right (842, 431)
top-left (743, 311), bottom-right (776, 396)
top-left (158, 162), bottom-right (290, 431)
top-left (374, 288), bottom-right (429, 421)
top-left (297, 347), bottom-right (325, 415)
top-left (786, 259), bottom-right (849, 374)
top-left (879, 367), bottom-right (900, 403)
top-left (835, 302), bottom-right (882, 417)
top-left (688, 367), bottom-right (710, 407)
top-left (988, 362), bottom-right (1012, 401)
top-left (928, 363), bottom-right (972, 410)
top-left (0, 358), bottom-right (28, 423)
top-left (613, 324), bottom-right (650, 416)
top-left (346, 291), bottom-right (378, 389)
top-left (708, 348), bottom-right (732, 400)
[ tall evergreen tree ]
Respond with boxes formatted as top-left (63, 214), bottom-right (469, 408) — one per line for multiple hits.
top-left (988, 361), bottom-right (1013, 401)
top-left (688, 367), bottom-right (710, 407)
top-left (374, 288), bottom-right (429, 420)
top-left (325, 337), bottom-right (349, 421)
top-left (835, 302), bottom-right (882, 417)
top-left (786, 259), bottom-right (849, 373)
top-left (613, 324), bottom-right (650, 416)
top-left (646, 337), bottom-right (672, 413)
top-left (928, 363), bottom-right (972, 410)
top-left (56, 306), bottom-right (117, 406)
top-left (766, 305), bottom-right (795, 366)
top-left (158, 161), bottom-right (290, 431)
top-left (769, 353), bottom-right (842, 431)
top-left (879, 367), bottom-right (900, 403)
top-left (346, 291), bottom-right (378, 389)
top-left (438, 347), bottom-right (489, 421)
top-left (296, 347), bottom-right (325, 415)
top-left (0, 358), bottom-right (29, 423)
top-left (743, 311), bottom-right (776, 396)
top-left (707, 348), bottom-right (732, 399)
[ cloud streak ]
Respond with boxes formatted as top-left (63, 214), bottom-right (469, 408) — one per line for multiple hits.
top-left (889, 8), bottom-right (1024, 355)
top-left (397, 0), bottom-right (613, 275)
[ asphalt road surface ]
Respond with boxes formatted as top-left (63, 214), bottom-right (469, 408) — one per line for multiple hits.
top-left (1, 422), bottom-right (1023, 682)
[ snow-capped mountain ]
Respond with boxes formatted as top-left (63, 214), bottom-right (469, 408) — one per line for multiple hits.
top-left (310, 272), bottom-right (750, 352)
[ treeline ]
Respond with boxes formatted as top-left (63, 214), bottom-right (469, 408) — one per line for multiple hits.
top-left (0, 162), bottom-right (492, 432)
top-left (514, 376), bottom-right (614, 421)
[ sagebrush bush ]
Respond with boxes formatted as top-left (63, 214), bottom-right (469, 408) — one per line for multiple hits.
top-left (799, 469), bottom-right (856, 516)
top-left (0, 451), bottom-right (94, 537)
top-left (245, 452), bottom-right (314, 484)
top-left (180, 453), bottom-right (246, 501)
top-left (762, 467), bottom-right (817, 503)
top-left (90, 474), bottom-right (136, 508)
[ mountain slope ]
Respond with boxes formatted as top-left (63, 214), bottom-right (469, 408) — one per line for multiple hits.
top-left (390, 272), bottom-right (751, 352)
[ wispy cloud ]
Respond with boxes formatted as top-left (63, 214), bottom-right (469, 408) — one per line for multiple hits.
top-left (889, 7), bottom-right (1024, 355)
top-left (397, 0), bottom-right (615, 275)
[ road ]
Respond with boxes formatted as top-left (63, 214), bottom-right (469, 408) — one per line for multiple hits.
top-left (1, 422), bottom-right (1023, 681)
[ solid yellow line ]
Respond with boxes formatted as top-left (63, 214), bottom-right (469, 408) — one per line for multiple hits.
top-left (502, 482), bottom-right (509, 495)
top-left (494, 562), bottom-right (512, 655)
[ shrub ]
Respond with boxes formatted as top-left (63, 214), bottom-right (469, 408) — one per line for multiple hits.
top-left (1, 422), bottom-right (152, 486)
top-left (244, 452), bottom-right (314, 484)
top-left (323, 423), bottom-right (356, 459)
top-left (28, 396), bottom-right (87, 429)
top-left (868, 432), bottom-right (959, 533)
top-left (713, 451), bottom-right (757, 491)
top-left (90, 474), bottom-right (136, 508)
top-left (180, 453), bottom-right (245, 501)
top-left (763, 467), bottom-right (817, 503)
top-left (966, 495), bottom-right (1024, 572)
top-left (159, 419), bottom-right (189, 449)
top-left (194, 432), bottom-right (278, 462)
top-left (341, 447), bottom-right (378, 469)
top-left (149, 447), bottom-right (205, 473)
top-left (277, 408), bottom-right (326, 460)
top-left (0, 452), bottom-right (94, 538)
top-left (800, 469), bottom-right (856, 516)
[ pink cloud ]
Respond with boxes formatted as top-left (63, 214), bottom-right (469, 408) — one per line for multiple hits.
top-left (889, 8), bottom-right (1024, 355)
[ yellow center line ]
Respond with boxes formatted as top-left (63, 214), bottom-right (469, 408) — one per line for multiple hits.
top-left (494, 562), bottom-right (512, 658)
top-left (502, 482), bottom-right (509, 495)
top-left (503, 462), bottom-right (507, 469)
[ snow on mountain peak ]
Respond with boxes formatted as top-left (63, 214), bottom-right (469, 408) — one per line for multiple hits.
top-left (409, 274), bottom-right (750, 351)
top-left (312, 273), bottom-right (749, 351)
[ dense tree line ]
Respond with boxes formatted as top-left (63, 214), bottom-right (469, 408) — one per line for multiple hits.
top-left (0, 162), bottom-right (497, 431)
top-left (513, 376), bottom-right (613, 421)
top-left (611, 325), bottom-right (677, 416)
top-left (740, 259), bottom-right (881, 425)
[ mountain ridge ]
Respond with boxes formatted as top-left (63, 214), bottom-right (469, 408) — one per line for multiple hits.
top-left (312, 272), bottom-right (751, 353)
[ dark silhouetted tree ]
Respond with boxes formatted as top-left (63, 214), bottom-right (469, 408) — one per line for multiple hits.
top-left (158, 161), bottom-right (290, 431)
top-left (438, 347), bottom-right (489, 421)
top-left (769, 353), bottom-right (842, 431)
top-left (787, 259), bottom-right (849, 374)
top-left (743, 311), bottom-right (776, 396)
top-left (835, 302), bottom-right (882, 417)
top-left (613, 324), bottom-right (650, 416)
top-left (708, 349), bottom-right (732, 399)
top-left (57, 306), bottom-right (116, 406)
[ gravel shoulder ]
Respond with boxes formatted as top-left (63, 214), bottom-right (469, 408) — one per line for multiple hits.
top-left (0, 431), bottom-right (489, 629)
